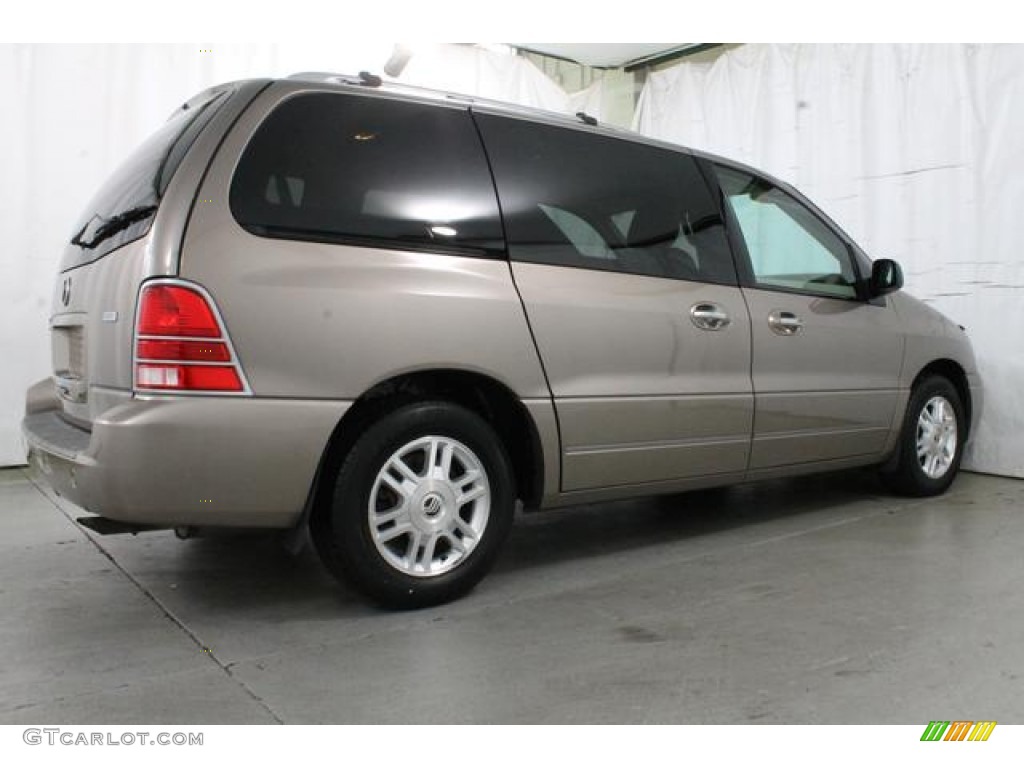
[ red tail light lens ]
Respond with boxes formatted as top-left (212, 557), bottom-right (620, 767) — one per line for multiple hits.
top-left (135, 282), bottom-right (247, 394)
top-left (136, 339), bottom-right (231, 362)
top-left (137, 284), bottom-right (220, 337)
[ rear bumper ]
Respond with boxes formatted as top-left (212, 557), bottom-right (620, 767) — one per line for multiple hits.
top-left (23, 378), bottom-right (349, 528)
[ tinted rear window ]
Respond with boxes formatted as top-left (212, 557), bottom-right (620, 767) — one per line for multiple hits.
top-left (63, 90), bottom-right (227, 270)
top-left (475, 114), bottom-right (737, 285)
top-left (229, 92), bottom-right (504, 257)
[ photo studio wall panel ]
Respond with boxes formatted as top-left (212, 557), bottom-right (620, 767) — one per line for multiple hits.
top-left (636, 44), bottom-right (1024, 478)
top-left (0, 44), bottom-right (567, 467)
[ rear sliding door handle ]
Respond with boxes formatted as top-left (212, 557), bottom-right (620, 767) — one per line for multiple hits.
top-left (768, 309), bottom-right (803, 335)
top-left (690, 303), bottom-right (731, 331)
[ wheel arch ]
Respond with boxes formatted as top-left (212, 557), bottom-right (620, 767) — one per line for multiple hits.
top-left (911, 358), bottom-right (972, 438)
top-left (305, 368), bottom-right (546, 531)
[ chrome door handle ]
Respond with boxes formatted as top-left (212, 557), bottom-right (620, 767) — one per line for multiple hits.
top-left (690, 302), bottom-right (731, 331)
top-left (768, 310), bottom-right (803, 335)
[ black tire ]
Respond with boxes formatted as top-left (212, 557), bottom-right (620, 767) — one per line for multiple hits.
top-left (881, 375), bottom-right (966, 497)
top-left (311, 401), bottom-right (515, 609)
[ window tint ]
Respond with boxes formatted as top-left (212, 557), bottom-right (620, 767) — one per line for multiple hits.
top-left (63, 90), bottom-right (227, 270)
top-left (231, 93), bottom-right (504, 256)
top-left (475, 114), bottom-right (736, 284)
top-left (716, 166), bottom-right (859, 299)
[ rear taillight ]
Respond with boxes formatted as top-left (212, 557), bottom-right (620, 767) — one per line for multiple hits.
top-left (136, 339), bottom-right (231, 362)
top-left (135, 282), bottom-right (248, 393)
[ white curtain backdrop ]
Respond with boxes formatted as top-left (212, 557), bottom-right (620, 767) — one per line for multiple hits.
top-left (636, 44), bottom-right (1024, 479)
top-left (567, 70), bottom-right (637, 129)
top-left (569, 79), bottom-right (607, 120)
top-left (0, 43), bottom-right (568, 467)
top-left (401, 44), bottom-right (569, 111)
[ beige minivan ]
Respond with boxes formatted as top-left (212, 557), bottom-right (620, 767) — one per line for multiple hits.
top-left (23, 73), bottom-right (981, 607)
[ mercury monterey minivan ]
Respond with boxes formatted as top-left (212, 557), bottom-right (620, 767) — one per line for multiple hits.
top-left (23, 73), bottom-right (981, 607)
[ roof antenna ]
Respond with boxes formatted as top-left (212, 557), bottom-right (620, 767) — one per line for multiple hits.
top-left (359, 71), bottom-right (383, 87)
top-left (576, 111), bottom-right (598, 126)
top-left (383, 44), bottom-right (415, 78)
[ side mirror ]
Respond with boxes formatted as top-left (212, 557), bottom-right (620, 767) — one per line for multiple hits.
top-left (869, 258), bottom-right (903, 298)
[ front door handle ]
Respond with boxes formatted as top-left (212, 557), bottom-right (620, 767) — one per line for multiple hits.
top-left (768, 309), bottom-right (803, 336)
top-left (690, 303), bottom-right (731, 331)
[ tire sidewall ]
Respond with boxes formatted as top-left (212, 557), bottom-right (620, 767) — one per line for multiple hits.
top-left (900, 377), bottom-right (966, 495)
top-left (325, 402), bottom-right (515, 608)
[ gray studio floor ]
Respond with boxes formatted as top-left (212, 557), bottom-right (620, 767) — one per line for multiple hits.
top-left (1, 465), bottom-right (1022, 724)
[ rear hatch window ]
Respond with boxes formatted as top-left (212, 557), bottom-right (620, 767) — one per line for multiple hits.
top-left (61, 89), bottom-right (228, 271)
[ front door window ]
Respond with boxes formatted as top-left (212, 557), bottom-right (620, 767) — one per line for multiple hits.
top-left (717, 166), bottom-right (859, 299)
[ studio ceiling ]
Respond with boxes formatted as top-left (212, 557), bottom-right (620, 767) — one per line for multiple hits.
top-left (510, 43), bottom-right (702, 68)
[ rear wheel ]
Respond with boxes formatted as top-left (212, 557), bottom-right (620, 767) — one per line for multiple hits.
top-left (882, 375), bottom-right (965, 496)
top-left (312, 401), bottom-right (515, 609)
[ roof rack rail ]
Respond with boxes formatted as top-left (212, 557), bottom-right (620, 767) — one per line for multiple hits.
top-left (283, 71), bottom-right (619, 133)
top-left (286, 71), bottom-right (496, 107)
top-left (287, 71), bottom-right (383, 87)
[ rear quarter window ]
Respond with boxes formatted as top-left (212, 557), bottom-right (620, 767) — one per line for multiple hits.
top-left (63, 90), bottom-right (228, 271)
top-left (229, 92), bottom-right (505, 257)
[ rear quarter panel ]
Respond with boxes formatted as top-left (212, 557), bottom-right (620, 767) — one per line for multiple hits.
top-left (176, 84), bottom-right (553, 429)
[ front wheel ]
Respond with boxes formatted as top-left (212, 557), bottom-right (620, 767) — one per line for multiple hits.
top-left (312, 401), bottom-right (515, 609)
top-left (881, 375), bottom-right (966, 497)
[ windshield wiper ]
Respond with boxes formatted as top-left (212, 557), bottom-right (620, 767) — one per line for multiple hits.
top-left (70, 204), bottom-right (158, 250)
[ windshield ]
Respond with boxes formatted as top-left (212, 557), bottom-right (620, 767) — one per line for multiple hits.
top-left (62, 89), bottom-right (227, 270)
